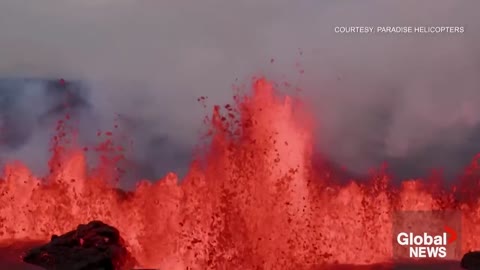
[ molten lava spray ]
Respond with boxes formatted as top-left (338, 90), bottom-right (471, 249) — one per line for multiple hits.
top-left (1, 78), bottom-right (480, 269)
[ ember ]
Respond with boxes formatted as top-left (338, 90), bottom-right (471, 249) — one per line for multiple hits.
top-left (1, 77), bottom-right (480, 269)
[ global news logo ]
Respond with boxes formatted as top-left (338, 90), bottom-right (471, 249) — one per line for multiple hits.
top-left (396, 225), bottom-right (457, 258)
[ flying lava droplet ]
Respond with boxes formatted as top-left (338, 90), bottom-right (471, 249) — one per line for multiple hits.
top-left (0, 77), bottom-right (479, 269)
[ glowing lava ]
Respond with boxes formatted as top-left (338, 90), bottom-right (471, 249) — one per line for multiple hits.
top-left (1, 78), bottom-right (480, 269)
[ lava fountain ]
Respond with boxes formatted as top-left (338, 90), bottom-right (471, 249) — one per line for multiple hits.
top-left (1, 77), bottom-right (480, 269)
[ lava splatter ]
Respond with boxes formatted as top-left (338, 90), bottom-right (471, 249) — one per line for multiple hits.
top-left (1, 78), bottom-right (480, 269)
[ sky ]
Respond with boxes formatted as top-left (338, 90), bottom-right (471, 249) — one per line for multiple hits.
top-left (0, 0), bottom-right (479, 187)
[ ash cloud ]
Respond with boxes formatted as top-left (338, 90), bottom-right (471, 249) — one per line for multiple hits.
top-left (0, 0), bottom-right (479, 186)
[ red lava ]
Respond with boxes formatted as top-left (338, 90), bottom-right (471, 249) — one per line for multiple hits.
top-left (0, 77), bottom-right (479, 269)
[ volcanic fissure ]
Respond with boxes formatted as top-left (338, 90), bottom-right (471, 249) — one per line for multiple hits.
top-left (1, 78), bottom-right (480, 269)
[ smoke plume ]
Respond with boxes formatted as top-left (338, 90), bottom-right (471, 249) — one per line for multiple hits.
top-left (0, 0), bottom-right (479, 187)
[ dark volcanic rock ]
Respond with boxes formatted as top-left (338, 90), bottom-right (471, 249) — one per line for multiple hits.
top-left (23, 221), bottom-right (136, 270)
top-left (461, 251), bottom-right (480, 269)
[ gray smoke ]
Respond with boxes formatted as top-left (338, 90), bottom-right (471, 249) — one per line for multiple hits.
top-left (0, 0), bottom-right (479, 187)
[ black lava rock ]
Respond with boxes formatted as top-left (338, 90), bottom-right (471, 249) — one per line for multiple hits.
top-left (461, 251), bottom-right (480, 269)
top-left (23, 220), bottom-right (137, 270)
